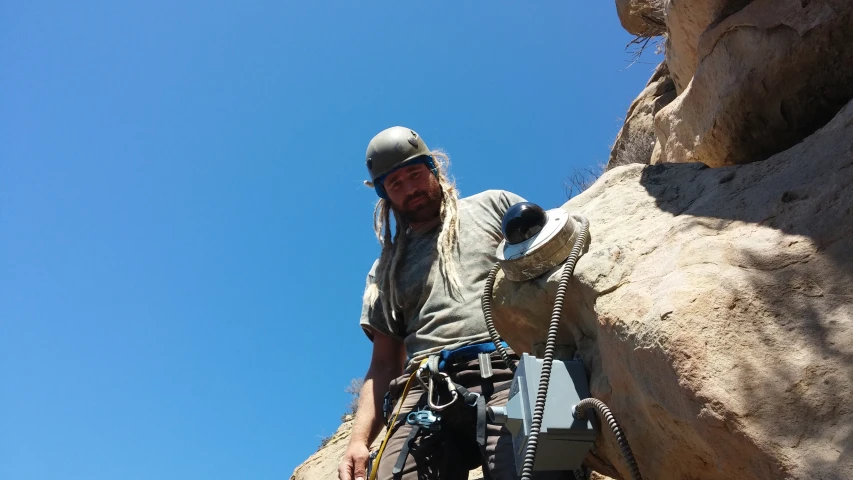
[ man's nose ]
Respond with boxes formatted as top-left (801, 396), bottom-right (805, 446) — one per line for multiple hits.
top-left (400, 179), bottom-right (420, 197)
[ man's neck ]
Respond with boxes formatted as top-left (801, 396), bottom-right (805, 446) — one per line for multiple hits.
top-left (408, 216), bottom-right (441, 234)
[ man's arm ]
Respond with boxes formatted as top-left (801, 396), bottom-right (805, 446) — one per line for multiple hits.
top-left (351, 330), bottom-right (406, 445)
top-left (339, 330), bottom-right (406, 480)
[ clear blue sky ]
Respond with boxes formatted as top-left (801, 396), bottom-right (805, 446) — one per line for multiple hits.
top-left (0, 2), bottom-right (660, 479)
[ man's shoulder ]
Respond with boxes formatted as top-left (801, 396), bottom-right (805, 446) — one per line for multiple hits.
top-left (366, 257), bottom-right (379, 278)
top-left (460, 189), bottom-right (526, 210)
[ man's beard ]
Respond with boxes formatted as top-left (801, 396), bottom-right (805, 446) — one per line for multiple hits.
top-left (394, 184), bottom-right (443, 224)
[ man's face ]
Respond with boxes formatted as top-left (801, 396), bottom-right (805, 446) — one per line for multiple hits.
top-left (382, 163), bottom-right (442, 223)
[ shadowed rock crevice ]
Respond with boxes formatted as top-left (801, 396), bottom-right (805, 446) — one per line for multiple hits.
top-left (642, 97), bottom-right (853, 266)
top-left (654, 0), bottom-right (853, 167)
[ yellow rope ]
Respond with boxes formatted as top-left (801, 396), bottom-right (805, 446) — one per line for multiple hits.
top-left (368, 359), bottom-right (427, 480)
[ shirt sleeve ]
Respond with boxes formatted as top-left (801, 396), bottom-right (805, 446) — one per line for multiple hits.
top-left (498, 190), bottom-right (527, 212)
top-left (358, 259), bottom-right (399, 342)
top-left (488, 189), bottom-right (528, 223)
top-left (476, 189), bottom-right (529, 242)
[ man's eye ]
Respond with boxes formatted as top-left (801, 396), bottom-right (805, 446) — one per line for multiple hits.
top-left (410, 171), bottom-right (420, 179)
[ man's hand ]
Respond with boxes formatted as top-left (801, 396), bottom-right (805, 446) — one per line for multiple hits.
top-left (338, 441), bottom-right (371, 480)
top-left (339, 330), bottom-right (406, 480)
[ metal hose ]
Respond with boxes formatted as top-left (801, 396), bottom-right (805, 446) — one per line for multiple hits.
top-left (574, 398), bottom-right (642, 480)
top-left (482, 263), bottom-right (517, 373)
top-left (516, 214), bottom-right (589, 480)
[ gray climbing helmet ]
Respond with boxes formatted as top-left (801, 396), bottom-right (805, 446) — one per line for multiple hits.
top-left (365, 126), bottom-right (437, 198)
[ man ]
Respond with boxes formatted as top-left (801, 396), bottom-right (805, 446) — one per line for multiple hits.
top-left (338, 126), bottom-right (558, 480)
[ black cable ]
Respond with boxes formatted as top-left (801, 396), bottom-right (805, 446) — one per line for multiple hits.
top-left (574, 397), bottom-right (642, 480)
top-left (516, 214), bottom-right (589, 480)
top-left (482, 263), bottom-right (517, 373)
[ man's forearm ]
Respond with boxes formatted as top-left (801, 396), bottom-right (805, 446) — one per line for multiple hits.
top-left (349, 366), bottom-right (399, 447)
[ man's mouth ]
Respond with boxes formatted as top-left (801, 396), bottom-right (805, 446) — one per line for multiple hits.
top-left (405, 195), bottom-right (428, 209)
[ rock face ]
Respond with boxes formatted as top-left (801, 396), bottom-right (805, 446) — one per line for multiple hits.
top-left (290, 416), bottom-right (362, 480)
top-left (615, 0), bottom-right (646, 36)
top-left (655, 0), bottom-right (853, 167)
top-left (489, 99), bottom-right (853, 480)
top-left (606, 61), bottom-right (676, 170)
top-left (615, 0), bottom-right (665, 37)
top-left (659, 0), bottom-right (749, 94)
top-left (613, 0), bottom-right (853, 169)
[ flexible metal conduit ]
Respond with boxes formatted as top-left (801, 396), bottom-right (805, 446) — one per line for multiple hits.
top-left (573, 397), bottom-right (642, 480)
top-left (482, 214), bottom-right (643, 480)
top-left (482, 264), bottom-right (517, 373)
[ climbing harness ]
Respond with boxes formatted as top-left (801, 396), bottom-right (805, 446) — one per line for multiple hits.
top-left (366, 340), bottom-right (510, 479)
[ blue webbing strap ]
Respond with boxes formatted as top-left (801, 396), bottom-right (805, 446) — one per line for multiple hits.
top-left (437, 341), bottom-right (509, 371)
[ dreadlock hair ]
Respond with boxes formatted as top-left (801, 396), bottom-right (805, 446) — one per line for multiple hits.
top-left (363, 150), bottom-right (462, 328)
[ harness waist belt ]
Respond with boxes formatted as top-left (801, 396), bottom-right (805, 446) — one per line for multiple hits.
top-left (437, 341), bottom-right (508, 370)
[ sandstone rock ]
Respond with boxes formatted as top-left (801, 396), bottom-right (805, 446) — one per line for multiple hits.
top-left (662, 0), bottom-right (752, 94)
top-left (615, 0), bottom-right (664, 37)
top-left (607, 61), bottom-right (676, 171)
top-left (615, 0), bottom-right (645, 36)
top-left (290, 415), bottom-right (365, 480)
top-left (656, 0), bottom-right (853, 167)
top-left (490, 99), bottom-right (853, 479)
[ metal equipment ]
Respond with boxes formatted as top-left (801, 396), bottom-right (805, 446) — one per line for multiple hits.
top-left (406, 409), bottom-right (442, 432)
top-left (488, 353), bottom-right (596, 473)
top-left (496, 202), bottom-right (582, 282)
top-left (483, 202), bottom-right (643, 480)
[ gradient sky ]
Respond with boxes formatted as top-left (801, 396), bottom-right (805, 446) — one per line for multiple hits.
top-left (1, 1), bottom-right (662, 479)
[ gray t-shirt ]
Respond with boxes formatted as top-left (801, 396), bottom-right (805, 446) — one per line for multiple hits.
top-left (359, 189), bottom-right (527, 364)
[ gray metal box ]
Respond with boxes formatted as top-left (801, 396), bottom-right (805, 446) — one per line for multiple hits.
top-left (502, 353), bottom-right (596, 473)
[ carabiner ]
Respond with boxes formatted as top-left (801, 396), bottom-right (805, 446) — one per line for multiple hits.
top-left (427, 373), bottom-right (458, 411)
